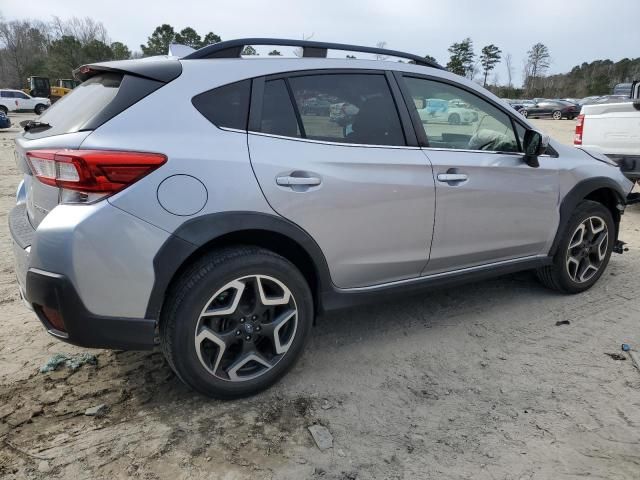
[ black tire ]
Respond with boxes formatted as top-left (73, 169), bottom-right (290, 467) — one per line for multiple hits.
top-left (536, 200), bottom-right (614, 294)
top-left (160, 246), bottom-right (313, 399)
top-left (0, 105), bottom-right (7, 115)
top-left (34, 104), bottom-right (46, 115)
top-left (448, 113), bottom-right (461, 125)
top-left (552, 110), bottom-right (562, 120)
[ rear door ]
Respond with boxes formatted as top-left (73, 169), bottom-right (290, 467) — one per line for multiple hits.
top-left (248, 71), bottom-right (436, 289)
top-left (397, 74), bottom-right (559, 274)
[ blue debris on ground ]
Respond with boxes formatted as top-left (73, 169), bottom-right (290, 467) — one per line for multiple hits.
top-left (39, 352), bottom-right (98, 373)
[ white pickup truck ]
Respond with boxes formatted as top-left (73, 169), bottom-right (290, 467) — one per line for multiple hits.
top-left (575, 81), bottom-right (640, 181)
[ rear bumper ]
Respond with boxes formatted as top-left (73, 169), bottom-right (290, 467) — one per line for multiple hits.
top-left (608, 155), bottom-right (640, 182)
top-left (25, 268), bottom-right (156, 350)
top-left (8, 201), bottom-right (167, 350)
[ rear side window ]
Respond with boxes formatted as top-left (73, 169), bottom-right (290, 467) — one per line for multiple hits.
top-left (35, 73), bottom-right (122, 136)
top-left (288, 74), bottom-right (405, 146)
top-left (192, 79), bottom-right (251, 130)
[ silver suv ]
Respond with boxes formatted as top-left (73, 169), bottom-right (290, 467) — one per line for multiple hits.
top-left (9, 39), bottom-right (637, 398)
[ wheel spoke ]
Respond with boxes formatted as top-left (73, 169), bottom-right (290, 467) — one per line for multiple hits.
top-left (226, 352), bottom-right (273, 381)
top-left (566, 255), bottom-right (581, 281)
top-left (595, 232), bottom-right (608, 261)
top-left (195, 326), bottom-right (236, 376)
top-left (589, 217), bottom-right (605, 235)
top-left (569, 223), bottom-right (586, 249)
top-left (200, 280), bottom-right (245, 317)
top-left (261, 310), bottom-right (297, 354)
top-left (256, 276), bottom-right (291, 306)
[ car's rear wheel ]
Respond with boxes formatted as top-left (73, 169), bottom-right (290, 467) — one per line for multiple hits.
top-left (0, 106), bottom-right (7, 115)
top-left (521, 109), bottom-right (529, 118)
top-left (160, 246), bottom-right (313, 399)
top-left (34, 104), bottom-right (46, 115)
top-left (536, 200), bottom-right (614, 294)
top-left (448, 113), bottom-right (461, 125)
top-left (552, 110), bottom-right (562, 120)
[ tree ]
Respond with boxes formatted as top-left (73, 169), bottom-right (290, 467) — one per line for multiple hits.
top-left (375, 41), bottom-right (388, 61)
top-left (524, 43), bottom-right (551, 95)
top-left (424, 54), bottom-right (438, 65)
top-left (241, 45), bottom-right (257, 56)
top-left (268, 49), bottom-right (282, 56)
top-left (0, 20), bottom-right (49, 87)
top-left (47, 35), bottom-right (84, 78)
top-left (82, 39), bottom-right (113, 64)
top-left (175, 27), bottom-right (201, 48)
top-left (141, 24), bottom-right (175, 56)
top-left (504, 53), bottom-right (514, 88)
top-left (50, 16), bottom-right (109, 45)
top-left (110, 41), bottom-right (131, 60)
top-left (479, 44), bottom-right (501, 87)
top-left (447, 38), bottom-right (475, 78)
top-left (202, 32), bottom-right (221, 46)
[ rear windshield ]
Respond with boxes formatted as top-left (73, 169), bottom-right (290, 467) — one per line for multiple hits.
top-left (34, 73), bottom-right (122, 137)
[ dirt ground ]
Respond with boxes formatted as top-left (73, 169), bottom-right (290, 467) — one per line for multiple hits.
top-left (1, 114), bottom-right (639, 480)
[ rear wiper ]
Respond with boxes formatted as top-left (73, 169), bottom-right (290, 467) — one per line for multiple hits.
top-left (20, 120), bottom-right (52, 132)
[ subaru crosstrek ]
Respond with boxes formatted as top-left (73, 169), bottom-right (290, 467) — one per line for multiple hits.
top-left (9, 39), bottom-right (637, 398)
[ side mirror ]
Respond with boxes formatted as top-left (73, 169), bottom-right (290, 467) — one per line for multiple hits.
top-left (522, 129), bottom-right (549, 168)
top-left (414, 98), bottom-right (426, 110)
top-left (631, 81), bottom-right (639, 100)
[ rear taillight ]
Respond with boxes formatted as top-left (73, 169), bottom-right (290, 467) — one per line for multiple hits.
top-left (26, 149), bottom-right (166, 203)
top-left (574, 114), bottom-right (584, 145)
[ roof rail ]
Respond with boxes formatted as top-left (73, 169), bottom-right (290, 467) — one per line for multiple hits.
top-left (182, 38), bottom-right (444, 69)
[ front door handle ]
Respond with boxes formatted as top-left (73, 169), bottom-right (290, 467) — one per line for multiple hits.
top-left (276, 175), bottom-right (322, 187)
top-left (437, 173), bottom-right (468, 183)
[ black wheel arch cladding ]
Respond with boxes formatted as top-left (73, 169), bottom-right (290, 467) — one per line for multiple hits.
top-left (145, 211), bottom-right (333, 320)
top-left (549, 177), bottom-right (626, 257)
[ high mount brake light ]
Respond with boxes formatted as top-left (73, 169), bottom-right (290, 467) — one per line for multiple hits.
top-left (574, 114), bottom-right (585, 145)
top-left (26, 150), bottom-right (167, 194)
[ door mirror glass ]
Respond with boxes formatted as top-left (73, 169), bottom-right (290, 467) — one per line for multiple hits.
top-left (523, 129), bottom-right (548, 167)
top-left (413, 97), bottom-right (426, 110)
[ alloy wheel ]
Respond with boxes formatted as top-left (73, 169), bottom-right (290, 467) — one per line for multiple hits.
top-left (565, 216), bottom-right (608, 283)
top-left (553, 110), bottom-right (562, 120)
top-left (194, 275), bottom-right (298, 382)
top-left (521, 109), bottom-right (528, 118)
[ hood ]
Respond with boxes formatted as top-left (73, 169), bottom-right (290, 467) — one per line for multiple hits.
top-left (576, 146), bottom-right (618, 166)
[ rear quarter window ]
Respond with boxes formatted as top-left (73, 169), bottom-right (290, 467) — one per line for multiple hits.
top-left (192, 80), bottom-right (251, 130)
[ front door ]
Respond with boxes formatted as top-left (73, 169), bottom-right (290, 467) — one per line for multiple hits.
top-left (248, 72), bottom-right (436, 288)
top-left (399, 75), bottom-right (559, 275)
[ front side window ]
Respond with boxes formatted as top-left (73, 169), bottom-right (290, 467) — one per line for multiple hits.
top-left (403, 76), bottom-right (519, 152)
top-left (266, 73), bottom-right (405, 146)
top-left (17, 92), bottom-right (30, 99)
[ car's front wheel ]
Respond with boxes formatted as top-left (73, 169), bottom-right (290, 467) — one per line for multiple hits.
top-left (0, 105), bottom-right (7, 115)
top-left (521, 109), bottom-right (529, 118)
top-left (160, 246), bottom-right (313, 399)
top-left (536, 200), bottom-right (614, 294)
top-left (34, 104), bottom-right (46, 115)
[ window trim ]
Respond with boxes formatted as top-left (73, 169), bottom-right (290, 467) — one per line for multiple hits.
top-left (394, 71), bottom-right (531, 153)
top-left (250, 68), bottom-right (417, 148)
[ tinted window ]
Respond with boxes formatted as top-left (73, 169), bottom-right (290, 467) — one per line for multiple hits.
top-left (286, 74), bottom-right (405, 146)
top-left (403, 77), bottom-right (519, 152)
top-left (16, 92), bottom-right (29, 99)
top-left (34, 73), bottom-right (122, 137)
top-left (0, 91), bottom-right (9, 98)
top-left (261, 79), bottom-right (300, 137)
top-left (192, 79), bottom-right (251, 130)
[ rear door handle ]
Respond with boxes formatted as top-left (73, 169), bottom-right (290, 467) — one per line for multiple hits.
top-left (276, 176), bottom-right (322, 186)
top-left (437, 173), bottom-right (468, 183)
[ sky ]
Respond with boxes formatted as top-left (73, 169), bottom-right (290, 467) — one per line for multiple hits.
top-left (2, 0), bottom-right (639, 86)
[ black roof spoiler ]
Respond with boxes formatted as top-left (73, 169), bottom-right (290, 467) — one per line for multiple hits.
top-left (73, 59), bottom-right (182, 83)
top-left (183, 38), bottom-right (444, 69)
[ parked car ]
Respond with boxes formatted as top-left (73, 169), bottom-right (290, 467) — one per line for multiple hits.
top-left (0, 89), bottom-right (50, 115)
top-left (9, 39), bottom-right (636, 399)
top-left (575, 81), bottom-right (640, 181)
top-left (417, 98), bottom-right (478, 124)
top-left (0, 110), bottom-right (11, 129)
top-left (520, 99), bottom-right (580, 120)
